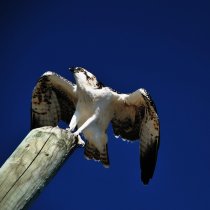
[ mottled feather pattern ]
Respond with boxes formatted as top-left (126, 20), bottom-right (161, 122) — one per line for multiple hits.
top-left (31, 75), bottom-right (61, 128)
top-left (84, 142), bottom-right (110, 167)
top-left (140, 88), bottom-right (158, 113)
top-left (112, 89), bottom-right (159, 184)
top-left (31, 68), bottom-right (160, 184)
top-left (31, 72), bottom-right (76, 129)
top-left (140, 91), bottom-right (160, 184)
top-left (111, 106), bottom-right (144, 140)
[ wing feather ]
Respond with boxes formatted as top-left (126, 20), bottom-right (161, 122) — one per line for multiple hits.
top-left (139, 89), bottom-right (160, 184)
top-left (31, 71), bottom-right (77, 129)
top-left (111, 88), bottom-right (160, 184)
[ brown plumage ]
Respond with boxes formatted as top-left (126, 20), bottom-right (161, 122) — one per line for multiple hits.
top-left (31, 68), bottom-right (160, 184)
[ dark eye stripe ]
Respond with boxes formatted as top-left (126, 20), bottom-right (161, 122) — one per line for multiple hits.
top-left (84, 71), bottom-right (91, 79)
top-left (75, 67), bottom-right (85, 73)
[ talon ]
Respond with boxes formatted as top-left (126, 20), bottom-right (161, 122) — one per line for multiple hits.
top-left (66, 127), bottom-right (74, 133)
top-left (77, 135), bottom-right (85, 147)
top-left (74, 133), bottom-right (85, 147)
top-left (73, 131), bottom-right (79, 136)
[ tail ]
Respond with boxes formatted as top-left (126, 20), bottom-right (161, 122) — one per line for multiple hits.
top-left (84, 142), bottom-right (110, 168)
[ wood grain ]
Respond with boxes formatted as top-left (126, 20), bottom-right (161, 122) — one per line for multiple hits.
top-left (0, 126), bottom-right (78, 210)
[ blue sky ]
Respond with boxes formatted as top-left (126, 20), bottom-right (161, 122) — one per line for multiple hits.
top-left (0, 0), bottom-right (210, 209)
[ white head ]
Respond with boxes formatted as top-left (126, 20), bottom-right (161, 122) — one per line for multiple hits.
top-left (70, 67), bottom-right (103, 89)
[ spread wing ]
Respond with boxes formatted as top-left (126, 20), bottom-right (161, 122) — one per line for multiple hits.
top-left (31, 71), bottom-right (77, 129)
top-left (111, 88), bottom-right (160, 184)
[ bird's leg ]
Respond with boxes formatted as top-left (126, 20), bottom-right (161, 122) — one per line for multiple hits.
top-left (67, 111), bottom-right (85, 147)
top-left (76, 135), bottom-right (85, 147)
top-left (74, 107), bottom-right (100, 136)
top-left (73, 113), bottom-right (98, 136)
top-left (70, 113), bottom-right (97, 147)
top-left (69, 111), bottom-right (79, 132)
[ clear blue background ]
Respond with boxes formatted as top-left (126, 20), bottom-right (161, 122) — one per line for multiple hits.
top-left (0, 0), bottom-right (210, 209)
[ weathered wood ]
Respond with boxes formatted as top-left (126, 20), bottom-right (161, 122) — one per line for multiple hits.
top-left (0, 126), bottom-right (78, 210)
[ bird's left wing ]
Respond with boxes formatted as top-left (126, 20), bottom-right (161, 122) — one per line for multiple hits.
top-left (31, 71), bottom-right (77, 129)
top-left (111, 88), bottom-right (160, 184)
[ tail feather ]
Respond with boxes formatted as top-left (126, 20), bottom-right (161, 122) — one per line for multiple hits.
top-left (100, 144), bottom-right (110, 168)
top-left (84, 142), bottom-right (94, 160)
top-left (84, 142), bottom-right (110, 168)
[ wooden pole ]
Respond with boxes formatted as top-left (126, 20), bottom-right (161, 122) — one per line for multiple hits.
top-left (0, 126), bottom-right (79, 210)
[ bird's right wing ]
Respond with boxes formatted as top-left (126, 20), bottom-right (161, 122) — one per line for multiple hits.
top-left (31, 71), bottom-right (77, 129)
top-left (111, 88), bottom-right (160, 184)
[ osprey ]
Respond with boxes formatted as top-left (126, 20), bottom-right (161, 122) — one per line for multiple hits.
top-left (31, 67), bottom-right (160, 184)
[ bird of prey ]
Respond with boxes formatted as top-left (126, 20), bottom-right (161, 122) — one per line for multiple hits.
top-left (31, 67), bottom-right (160, 184)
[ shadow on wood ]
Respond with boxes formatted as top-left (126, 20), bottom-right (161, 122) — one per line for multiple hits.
top-left (0, 126), bottom-right (79, 210)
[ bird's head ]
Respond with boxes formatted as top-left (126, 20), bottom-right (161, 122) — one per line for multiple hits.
top-left (69, 67), bottom-right (103, 89)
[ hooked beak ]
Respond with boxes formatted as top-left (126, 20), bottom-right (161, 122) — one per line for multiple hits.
top-left (69, 67), bottom-right (76, 73)
top-left (69, 67), bottom-right (82, 73)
